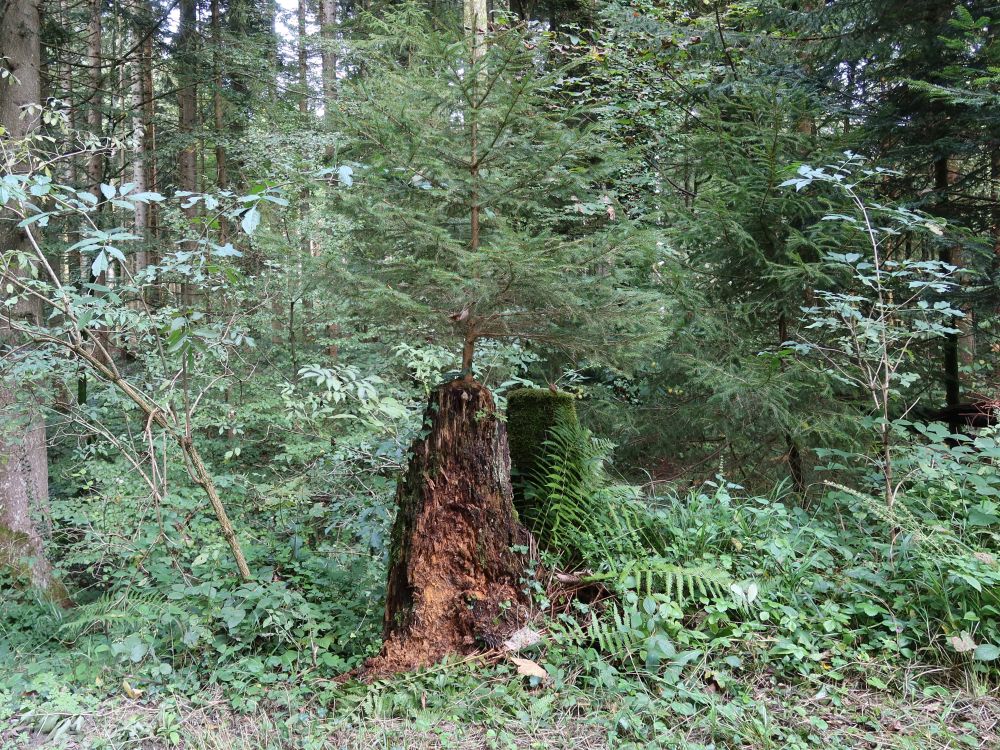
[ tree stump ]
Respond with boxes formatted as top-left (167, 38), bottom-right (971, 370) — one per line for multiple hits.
top-left (368, 379), bottom-right (530, 674)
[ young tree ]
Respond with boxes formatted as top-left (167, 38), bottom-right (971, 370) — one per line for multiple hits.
top-left (784, 156), bottom-right (963, 508)
top-left (339, 5), bottom-right (663, 671)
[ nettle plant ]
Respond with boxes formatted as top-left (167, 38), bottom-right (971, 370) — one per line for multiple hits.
top-left (1, 121), bottom-right (350, 580)
top-left (782, 155), bottom-right (963, 508)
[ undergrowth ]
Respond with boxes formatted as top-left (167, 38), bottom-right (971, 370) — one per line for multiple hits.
top-left (2, 415), bottom-right (999, 748)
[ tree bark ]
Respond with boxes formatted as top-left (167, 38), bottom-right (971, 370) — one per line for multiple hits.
top-left (320, 0), bottom-right (339, 354)
top-left (84, 0), bottom-right (104, 206)
top-left (298, 0), bottom-right (309, 116)
top-left (211, 0), bottom-right (228, 194)
top-left (935, 157), bottom-right (962, 418)
top-left (369, 379), bottom-right (530, 674)
top-left (320, 0), bottom-right (337, 161)
top-left (177, 0), bottom-right (199, 305)
top-left (131, 4), bottom-right (152, 269)
top-left (0, 0), bottom-right (65, 600)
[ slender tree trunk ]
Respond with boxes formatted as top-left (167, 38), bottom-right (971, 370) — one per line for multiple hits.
top-left (370, 380), bottom-right (529, 674)
top-left (298, 0), bottom-right (309, 116)
top-left (131, 7), bottom-right (150, 270)
top-left (177, 0), bottom-right (199, 305)
top-left (991, 146), bottom-right (1000, 387)
top-left (79, 0), bottom-right (110, 396)
top-left (0, 0), bottom-right (65, 601)
top-left (320, 0), bottom-right (340, 357)
top-left (320, 0), bottom-right (337, 161)
top-left (461, 0), bottom-right (487, 372)
top-left (294, 0), bottom-right (313, 347)
top-left (935, 157), bottom-right (961, 419)
top-left (778, 314), bottom-right (805, 493)
top-left (141, 29), bottom-right (157, 241)
top-left (210, 0), bottom-right (229, 254)
top-left (85, 0), bottom-right (104, 205)
top-left (211, 0), bottom-right (227, 190)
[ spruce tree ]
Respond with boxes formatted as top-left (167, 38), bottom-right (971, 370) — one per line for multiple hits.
top-left (335, 6), bottom-right (662, 378)
top-left (334, 4), bottom-right (664, 671)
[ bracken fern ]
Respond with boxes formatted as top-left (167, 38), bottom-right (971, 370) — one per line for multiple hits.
top-left (526, 415), bottom-right (731, 604)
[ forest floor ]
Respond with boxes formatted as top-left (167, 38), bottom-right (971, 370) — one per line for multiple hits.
top-left (3, 669), bottom-right (998, 750)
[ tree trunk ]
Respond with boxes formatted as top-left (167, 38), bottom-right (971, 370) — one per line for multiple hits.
top-left (141, 27), bottom-right (157, 242)
top-left (0, 0), bottom-right (65, 601)
top-left (0, 387), bottom-right (58, 595)
top-left (320, 0), bottom-right (337, 161)
top-left (464, 0), bottom-right (487, 64)
top-left (370, 379), bottom-right (530, 674)
top-left (298, 0), bottom-right (309, 116)
top-left (177, 0), bottom-right (199, 305)
top-left (83, 0), bottom-right (110, 375)
top-left (131, 6), bottom-right (151, 270)
top-left (320, 0), bottom-right (338, 353)
top-left (84, 0), bottom-right (104, 206)
top-left (935, 157), bottom-right (962, 420)
top-left (211, 0), bottom-right (228, 194)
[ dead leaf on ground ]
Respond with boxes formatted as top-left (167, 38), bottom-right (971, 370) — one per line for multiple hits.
top-left (949, 631), bottom-right (977, 653)
top-left (509, 657), bottom-right (548, 680)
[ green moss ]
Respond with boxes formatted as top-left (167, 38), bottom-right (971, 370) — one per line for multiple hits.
top-left (0, 524), bottom-right (70, 606)
top-left (0, 525), bottom-right (32, 575)
top-left (506, 387), bottom-right (578, 492)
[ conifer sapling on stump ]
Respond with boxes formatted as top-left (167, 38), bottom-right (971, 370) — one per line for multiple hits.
top-left (367, 379), bottom-right (530, 674)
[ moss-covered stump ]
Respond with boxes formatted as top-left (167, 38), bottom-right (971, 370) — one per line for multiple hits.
top-left (367, 379), bottom-right (530, 675)
top-left (506, 387), bottom-right (578, 505)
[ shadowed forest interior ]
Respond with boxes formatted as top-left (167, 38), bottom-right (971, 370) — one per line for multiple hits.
top-left (2, 0), bottom-right (1000, 747)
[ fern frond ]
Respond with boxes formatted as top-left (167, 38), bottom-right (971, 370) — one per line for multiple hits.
top-left (526, 415), bottom-right (732, 606)
top-left (589, 558), bottom-right (731, 603)
top-left (59, 590), bottom-right (167, 639)
top-left (548, 607), bottom-right (644, 661)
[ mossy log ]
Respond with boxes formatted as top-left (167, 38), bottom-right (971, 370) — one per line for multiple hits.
top-left (368, 379), bottom-right (530, 674)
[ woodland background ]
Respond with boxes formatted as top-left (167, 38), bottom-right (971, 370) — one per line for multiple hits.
top-left (2, 0), bottom-right (1000, 747)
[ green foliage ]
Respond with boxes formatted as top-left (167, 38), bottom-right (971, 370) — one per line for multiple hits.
top-left (335, 6), bottom-right (666, 369)
top-left (3, 0), bottom-right (1000, 745)
top-left (525, 413), bottom-right (731, 606)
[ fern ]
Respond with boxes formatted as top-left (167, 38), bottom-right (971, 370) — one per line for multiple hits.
top-left (548, 607), bottom-right (644, 659)
top-left (526, 415), bottom-right (731, 606)
top-left (588, 558), bottom-right (731, 602)
top-left (58, 590), bottom-right (168, 640)
top-left (549, 600), bottom-right (683, 670)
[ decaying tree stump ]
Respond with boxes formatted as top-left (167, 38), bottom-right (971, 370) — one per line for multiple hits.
top-left (368, 379), bottom-right (530, 674)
